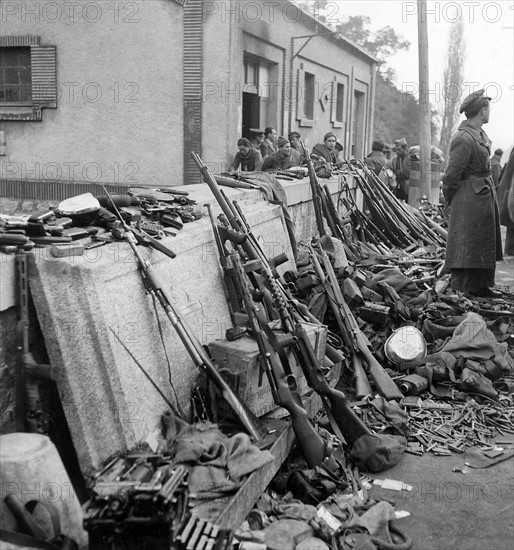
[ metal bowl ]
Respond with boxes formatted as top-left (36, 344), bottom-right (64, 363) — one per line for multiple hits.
top-left (384, 326), bottom-right (427, 365)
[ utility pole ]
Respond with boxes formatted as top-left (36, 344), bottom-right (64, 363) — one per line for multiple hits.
top-left (417, 0), bottom-right (432, 200)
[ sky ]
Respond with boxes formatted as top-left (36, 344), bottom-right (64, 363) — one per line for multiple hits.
top-left (314, 0), bottom-right (514, 154)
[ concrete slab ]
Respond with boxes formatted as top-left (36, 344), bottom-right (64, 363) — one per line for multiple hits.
top-left (27, 193), bottom-right (295, 474)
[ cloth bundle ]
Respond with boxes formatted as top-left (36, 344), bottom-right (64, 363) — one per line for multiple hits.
top-left (162, 415), bottom-right (274, 500)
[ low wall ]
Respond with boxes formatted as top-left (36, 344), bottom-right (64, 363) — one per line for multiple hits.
top-left (0, 174), bottom-right (357, 474)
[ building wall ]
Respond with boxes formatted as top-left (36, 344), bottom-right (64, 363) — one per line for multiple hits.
top-left (0, 0), bottom-right (183, 187)
top-left (200, 0), bottom-right (376, 174)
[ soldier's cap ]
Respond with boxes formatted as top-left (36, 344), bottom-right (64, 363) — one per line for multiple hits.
top-left (288, 131), bottom-right (301, 139)
top-left (249, 128), bottom-right (265, 135)
top-left (394, 138), bottom-right (408, 146)
top-left (459, 89), bottom-right (491, 114)
top-left (277, 137), bottom-right (289, 148)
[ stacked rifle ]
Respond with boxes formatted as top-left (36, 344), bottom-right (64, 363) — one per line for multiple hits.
top-left (344, 160), bottom-right (447, 249)
top-left (191, 153), bottom-right (410, 470)
top-left (302, 150), bottom-right (447, 259)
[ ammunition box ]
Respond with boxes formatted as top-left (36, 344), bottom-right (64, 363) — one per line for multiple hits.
top-left (208, 322), bottom-right (328, 417)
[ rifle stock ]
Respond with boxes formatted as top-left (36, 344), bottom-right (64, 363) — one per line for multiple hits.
top-left (291, 323), bottom-right (370, 445)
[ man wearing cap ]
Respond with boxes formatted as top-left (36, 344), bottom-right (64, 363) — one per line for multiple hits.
top-left (391, 138), bottom-right (410, 201)
top-left (442, 89), bottom-right (503, 297)
top-left (262, 137), bottom-right (298, 171)
top-left (249, 129), bottom-right (266, 157)
top-left (288, 131), bottom-right (306, 162)
top-left (312, 132), bottom-right (339, 165)
top-left (490, 148), bottom-right (503, 187)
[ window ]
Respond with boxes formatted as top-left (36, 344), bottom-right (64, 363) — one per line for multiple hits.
top-left (0, 48), bottom-right (32, 103)
top-left (244, 59), bottom-right (259, 94)
top-left (335, 83), bottom-right (344, 123)
top-left (304, 72), bottom-right (315, 120)
top-left (0, 37), bottom-right (57, 121)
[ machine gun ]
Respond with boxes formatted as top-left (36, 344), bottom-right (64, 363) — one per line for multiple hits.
top-left (100, 186), bottom-right (262, 442)
top-left (85, 453), bottom-right (232, 549)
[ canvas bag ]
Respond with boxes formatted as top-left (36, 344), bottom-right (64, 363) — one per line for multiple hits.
top-left (350, 432), bottom-right (407, 473)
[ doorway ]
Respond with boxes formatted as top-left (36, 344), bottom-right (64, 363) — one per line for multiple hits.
top-left (242, 92), bottom-right (260, 139)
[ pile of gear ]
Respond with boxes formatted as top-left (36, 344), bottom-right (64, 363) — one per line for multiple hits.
top-left (0, 186), bottom-right (204, 258)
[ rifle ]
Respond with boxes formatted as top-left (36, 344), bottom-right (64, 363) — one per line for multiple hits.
top-left (300, 141), bottom-right (326, 237)
top-left (316, 245), bottom-right (403, 400)
top-left (192, 152), bottom-right (259, 262)
top-left (101, 186), bottom-right (262, 441)
top-left (204, 202), bottom-right (244, 326)
top-left (256, 266), bottom-right (370, 446)
top-left (16, 250), bottom-right (54, 433)
top-left (228, 252), bottom-right (337, 470)
top-left (308, 246), bottom-right (373, 400)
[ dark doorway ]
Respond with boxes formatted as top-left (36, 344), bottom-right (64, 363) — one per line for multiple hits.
top-left (242, 92), bottom-right (260, 138)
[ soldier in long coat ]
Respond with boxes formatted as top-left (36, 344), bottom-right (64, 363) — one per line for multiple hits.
top-left (442, 89), bottom-right (503, 297)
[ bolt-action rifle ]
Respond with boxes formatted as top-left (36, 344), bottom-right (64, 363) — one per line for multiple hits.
top-left (228, 252), bottom-right (337, 470)
top-left (255, 259), bottom-right (371, 446)
top-left (101, 186), bottom-right (262, 441)
top-left (316, 245), bottom-right (403, 400)
top-left (300, 141), bottom-right (326, 237)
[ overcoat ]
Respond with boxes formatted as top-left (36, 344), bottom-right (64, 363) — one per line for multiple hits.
top-left (442, 121), bottom-right (502, 269)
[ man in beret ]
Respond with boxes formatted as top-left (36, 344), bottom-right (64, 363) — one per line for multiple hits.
top-left (442, 89), bottom-right (503, 297)
top-left (262, 137), bottom-right (297, 171)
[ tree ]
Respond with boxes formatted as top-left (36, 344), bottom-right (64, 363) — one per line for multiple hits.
top-left (335, 16), bottom-right (410, 76)
top-left (439, 21), bottom-right (466, 163)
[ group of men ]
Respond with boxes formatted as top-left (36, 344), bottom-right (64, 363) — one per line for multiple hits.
top-left (229, 128), bottom-right (345, 173)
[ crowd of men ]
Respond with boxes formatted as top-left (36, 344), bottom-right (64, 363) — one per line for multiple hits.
top-left (229, 127), bottom-right (411, 201)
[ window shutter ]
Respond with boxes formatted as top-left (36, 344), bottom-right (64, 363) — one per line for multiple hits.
top-left (30, 45), bottom-right (57, 108)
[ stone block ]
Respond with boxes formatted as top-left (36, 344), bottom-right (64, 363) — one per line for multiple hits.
top-left (27, 195), bottom-right (295, 474)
